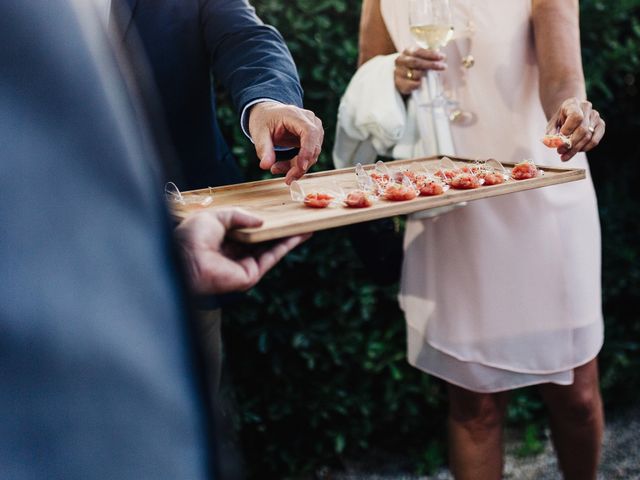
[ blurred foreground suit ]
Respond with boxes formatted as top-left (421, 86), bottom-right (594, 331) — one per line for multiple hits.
top-left (115, 0), bottom-right (304, 189)
top-left (0, 1), bottom-right (215, 478)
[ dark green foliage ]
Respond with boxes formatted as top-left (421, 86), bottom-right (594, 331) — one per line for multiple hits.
top-left (582, 0), bottom-right (640, 403)
top-left (216, 1), bottom-right (640, 477)
top-left (515, 424), bottom-right (545, 458)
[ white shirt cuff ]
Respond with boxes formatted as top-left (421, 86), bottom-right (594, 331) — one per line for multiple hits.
top-left (240, 99), bottom-right (294, 151)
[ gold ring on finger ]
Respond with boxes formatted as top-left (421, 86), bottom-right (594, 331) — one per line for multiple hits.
top-left (406, 68), bottom-right (414, 80)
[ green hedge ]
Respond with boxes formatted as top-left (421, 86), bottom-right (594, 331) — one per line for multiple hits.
top-left (216, 1), bottom-right (640, 477)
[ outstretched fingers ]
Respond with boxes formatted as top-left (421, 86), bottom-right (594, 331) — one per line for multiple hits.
top-left (236, 234), bottom-right (311, 290)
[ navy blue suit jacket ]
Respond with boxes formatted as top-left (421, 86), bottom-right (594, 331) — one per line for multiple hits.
top-left (116, 0), bottom-right (304, 190)
top-left (1, 1), bottom-right (217, 478)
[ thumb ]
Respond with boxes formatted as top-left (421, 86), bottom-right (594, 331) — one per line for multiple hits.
top-left (253, 125), bottom-right (276, 170)
top-left (215, 208), bottom-right (264, 231)
top-left (559, 102), bottom-right (584, 136)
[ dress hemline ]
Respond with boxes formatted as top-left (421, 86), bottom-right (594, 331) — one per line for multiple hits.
top-left (409, 314), bottom-right (604, 376)
top-left (407, 329), bottom-right (604, 394)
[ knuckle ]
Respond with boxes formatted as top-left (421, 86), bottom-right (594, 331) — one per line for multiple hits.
top-left (575, 126), bottom-right (588, 137)
top-left (300, 117), bottom-right (313, 129)
top-left (571, 113), bottom-right (584, 124)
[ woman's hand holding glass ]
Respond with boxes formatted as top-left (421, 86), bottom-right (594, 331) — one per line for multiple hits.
top-left (394, 48), bottom-right (447, 95)
top-left (547, 98), bottom-right (606, 161)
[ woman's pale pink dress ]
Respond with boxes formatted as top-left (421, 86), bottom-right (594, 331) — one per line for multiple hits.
top-left (381, 0), bottom-right (603, 392)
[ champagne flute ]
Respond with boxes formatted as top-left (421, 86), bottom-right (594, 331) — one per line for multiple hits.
top-left (409, 0), bottom-right (454, 108)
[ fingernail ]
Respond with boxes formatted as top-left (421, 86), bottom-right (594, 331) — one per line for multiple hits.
top-left (301, 160), bottom-right (309, 170)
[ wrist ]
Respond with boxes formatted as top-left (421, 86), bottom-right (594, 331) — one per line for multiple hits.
top-left (242, 99), bottom-right (281, 138)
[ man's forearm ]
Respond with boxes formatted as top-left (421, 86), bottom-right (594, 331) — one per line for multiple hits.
top-left (202, 0), bottom-right (303, 113)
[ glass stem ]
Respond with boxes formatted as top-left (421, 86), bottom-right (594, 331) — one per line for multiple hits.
top-left (425, 70), bottom-right (445, 108)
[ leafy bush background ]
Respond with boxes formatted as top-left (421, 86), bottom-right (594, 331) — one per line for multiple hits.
top-left (216, 1), bottom-right (640, 477)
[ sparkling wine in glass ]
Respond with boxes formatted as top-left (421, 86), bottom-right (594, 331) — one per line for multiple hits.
top-left (410, 24), bottom-right (454, 50)
top-left (409, 0), bottom-right (454, 108)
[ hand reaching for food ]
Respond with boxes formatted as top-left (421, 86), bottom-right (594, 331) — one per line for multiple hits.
top-left (545, 98), bottom-right (605, 161)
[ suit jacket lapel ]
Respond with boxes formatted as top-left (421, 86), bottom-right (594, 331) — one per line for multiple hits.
top-left (111, 0), bottom-right (139, 38)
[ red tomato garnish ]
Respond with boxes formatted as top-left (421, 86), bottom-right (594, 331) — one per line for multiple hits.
top-left (435, 169), bottom-right (459, 182)
top-left (450, 173), bottom-right (482, 190)
top-left (304, 193), bottom-right (333, 208)
top-left (370, 172), bottom-right (390, 186)
top-left (416, 179), bottom-right (445, 196)
top-left (384, 183), bottom-right (418, 201)
top-left (394, 170), bottom-right (420, 184)
top-left (542, 134), bottom-right (571, 149)
top-left (479, 172), bottom-right (506, 186)
top-left (345, 190), bottom-right (373, 208)
top-left (411, 173), bottom-right (428, 184)
top-left (511, 161), bottom-right (539, 180)
top-left (460, 165), bottom-right (482, 175)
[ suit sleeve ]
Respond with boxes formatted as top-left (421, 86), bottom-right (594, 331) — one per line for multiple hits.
top-left (199, 0), bottom-right (304, 113)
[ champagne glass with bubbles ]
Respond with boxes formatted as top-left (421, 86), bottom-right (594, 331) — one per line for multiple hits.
top-left (409, 0), bottom-right (454, 108)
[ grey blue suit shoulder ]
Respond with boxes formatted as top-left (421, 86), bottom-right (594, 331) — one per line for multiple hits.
top-left (0, 1), bottom-right (214, 478)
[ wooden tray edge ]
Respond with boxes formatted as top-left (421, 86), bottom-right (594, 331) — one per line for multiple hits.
top-left (229, 168), bottom-right (586, 243)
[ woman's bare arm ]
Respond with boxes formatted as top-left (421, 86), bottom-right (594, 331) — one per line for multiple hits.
top-left (533, 0), bottom-right (605, 160)
top-left (533, 0), bottom-right (585, 118)
top-left (358, 0), bottom-right (396, 66)
top-left (359, 0), bottom-right (446, 94)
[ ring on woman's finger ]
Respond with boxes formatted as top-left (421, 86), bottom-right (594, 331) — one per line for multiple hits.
top-left (588, 125), bottom-right (596, 134)
top-left (406, 68), bottom-right (414, 80)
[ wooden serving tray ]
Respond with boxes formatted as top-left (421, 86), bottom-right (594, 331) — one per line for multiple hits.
top-left (171, 156), bottom-right (585, 243)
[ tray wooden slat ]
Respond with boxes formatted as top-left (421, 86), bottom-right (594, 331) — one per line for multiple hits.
top-left (171, 156), bottom-right (586, 243)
